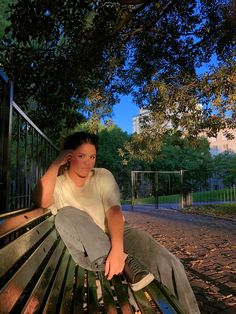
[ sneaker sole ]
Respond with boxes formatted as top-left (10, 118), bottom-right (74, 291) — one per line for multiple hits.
top-left (130, 273), bottom-right (155, 291)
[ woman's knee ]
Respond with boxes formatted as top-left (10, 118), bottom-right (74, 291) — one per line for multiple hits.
top-left (57, 206), bottom-right (85, 217)
top-left (55, 206), bottom-right (91, 228)
top-left (55, 208), bottom-right (75, 232)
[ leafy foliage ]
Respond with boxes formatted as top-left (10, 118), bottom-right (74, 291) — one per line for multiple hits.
top-left (0, 0), bottom-right (14, 39)
top-left (0, 0), bottom-right (235, 142)
top-left (212, 151), bottom-right (236, 187)
top-left (96, 126), bottom-right (132, 197)
top-left (96, 127), bottom-right (213, 198)
top-left (149, 133), bottom-right (212, 189)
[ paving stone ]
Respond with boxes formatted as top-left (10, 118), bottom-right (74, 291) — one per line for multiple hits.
top-left (210, 273), bottom-right (226, 280)
top-left (224, 281), bottom-right (236, 288)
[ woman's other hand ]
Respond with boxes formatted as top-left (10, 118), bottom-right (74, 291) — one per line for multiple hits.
top-left (105, 249), bottom-right (126, 280)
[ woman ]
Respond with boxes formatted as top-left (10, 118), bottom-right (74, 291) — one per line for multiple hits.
top-left (32, 131), bottom-right (200, 313)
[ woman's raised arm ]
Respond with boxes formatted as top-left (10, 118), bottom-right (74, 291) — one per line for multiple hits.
top-left (32, 150), bottom-right (73, 208)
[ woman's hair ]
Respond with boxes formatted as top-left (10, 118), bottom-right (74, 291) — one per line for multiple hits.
top-left (63, 132), bottom-right (99, 151)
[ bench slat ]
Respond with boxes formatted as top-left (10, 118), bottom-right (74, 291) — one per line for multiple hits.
top-left (42, 249), bottom-right (70, 314)
top-left (59, 257), bottom-right (77, 314)
top-left (87, 271), bottom-right (100, 313)
top-left (0, 217), bottom-right (54, 278)
top-left (146, 280), bottom-right (184, 314)
top-left (99, 273), bottom-right (118, 313)
top-left (0, 229), bottom-right (58, 313)
top-left (0, 209), bottom-right (51, 240)
top-left (133, 289), bottom-right (158, 314)
top-left (73, 266), bottom-right (86, 313)
top-left (21, 240), bottom-right (65, 313)
top-left (112, 275), bottom-right (134, 314)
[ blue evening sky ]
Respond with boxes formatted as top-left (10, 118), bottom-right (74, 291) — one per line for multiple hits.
top-left (112, 94), bottom-right (138, 134)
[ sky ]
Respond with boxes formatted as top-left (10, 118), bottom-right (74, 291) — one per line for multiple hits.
top-left (112, 94), bottom-right (139, 134)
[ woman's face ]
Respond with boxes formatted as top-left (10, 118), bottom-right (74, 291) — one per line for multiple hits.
top-left (69, 143), bottom-right (96, 178)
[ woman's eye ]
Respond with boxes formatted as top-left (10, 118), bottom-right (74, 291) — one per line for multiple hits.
top-left (76, 155), bottom-right (95, 160)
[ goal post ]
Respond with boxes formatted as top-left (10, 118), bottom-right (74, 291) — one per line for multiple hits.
top-left (131, 170), bottom-right (190, 210)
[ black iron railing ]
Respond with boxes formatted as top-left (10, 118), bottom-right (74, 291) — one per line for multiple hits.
top-left (0, 69), bottom-right (58, 213)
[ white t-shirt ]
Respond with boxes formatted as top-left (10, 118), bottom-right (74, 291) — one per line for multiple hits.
top-left (49, 168), bottom-right (121, 232)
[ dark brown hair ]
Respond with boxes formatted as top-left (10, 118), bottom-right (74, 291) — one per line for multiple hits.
top-left (63, 132), bottom-right (99, 151)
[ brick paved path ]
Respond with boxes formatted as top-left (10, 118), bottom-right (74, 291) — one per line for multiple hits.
top-left (123, 208), bottom-right (236, 314)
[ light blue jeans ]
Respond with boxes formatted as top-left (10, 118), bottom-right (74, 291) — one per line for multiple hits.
top-left (55, 206), bottom-right (200, 314)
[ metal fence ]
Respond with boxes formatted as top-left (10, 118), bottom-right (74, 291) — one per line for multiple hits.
top-left (131, 170), bottom-right (236, 210)
top-left (190, 171), bottom-right (236, 206)
top-left (0, 69), bottom-right (58, 213)
top-left (131, 170), bottom-right (185, 210)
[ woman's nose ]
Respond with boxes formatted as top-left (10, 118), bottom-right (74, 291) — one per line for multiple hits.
top-left (83, 157), bottom-right (91, 164)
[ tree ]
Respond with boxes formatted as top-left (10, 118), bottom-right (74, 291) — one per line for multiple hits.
top-left (212, 151), bottom-right (236, 187)
top-left (149, 133), bottom-right (213, 188)
top-left (0, 0), bottom-right (14, 39)
top-left (94, 124), bottom-right (149, 198)
top-left (96, 126), bottom-right (131, 196)
top-left (0, 0), bottom-right (235, 141)
top-left (118, 131), bottom-right (213, 197)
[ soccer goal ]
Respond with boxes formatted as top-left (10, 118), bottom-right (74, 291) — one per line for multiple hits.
top-left (131, 170), bottom-right (191, 211)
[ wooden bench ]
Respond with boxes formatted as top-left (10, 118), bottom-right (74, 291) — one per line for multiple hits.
top-left (0, 208), bottom-right (184, 314)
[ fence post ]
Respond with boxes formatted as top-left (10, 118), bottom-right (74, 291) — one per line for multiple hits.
top-left (0, 70), bottom-right (13, 212)
top-left (155, 172), bottom-right (158, 209)
top-left (131, 171), bottom-right (135, 211)
top-left (179, 169), bottom-right (184, 209)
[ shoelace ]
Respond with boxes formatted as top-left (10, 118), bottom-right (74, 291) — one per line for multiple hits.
top-left (127, 257), bottom-right (144, 276)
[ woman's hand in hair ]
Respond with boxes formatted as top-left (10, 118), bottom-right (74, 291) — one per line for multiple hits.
top-left (32, 149), bottom-right (73, 208)
top-left (53, 149), bottom-right (74, 167)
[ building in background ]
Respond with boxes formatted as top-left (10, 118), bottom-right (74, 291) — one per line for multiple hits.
top-left (132, 108), bottom-right (151, 134)
top-left (206, 129), bottom-right (236, 155)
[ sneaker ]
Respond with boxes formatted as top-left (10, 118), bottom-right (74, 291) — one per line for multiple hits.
top-left (124, 255), bottom-right (154, 291)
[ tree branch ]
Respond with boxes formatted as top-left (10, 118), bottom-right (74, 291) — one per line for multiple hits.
top-left (121, 0), bottom-right (176, 44)
top-left (115, 1), bottom-right (154, 31)
top-left (187, 21), bottom-right (231, 56)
